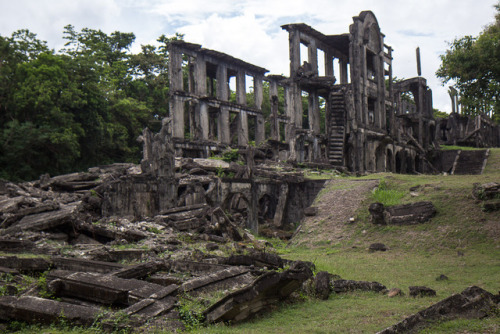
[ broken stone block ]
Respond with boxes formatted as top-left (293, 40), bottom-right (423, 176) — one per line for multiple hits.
top-left (482, 199), bottom-right (500, 212)
top-left (0, 238), bottom-right (34, 252)
top-left (1, 203), bottom-right (78, 235)
top-left (314, 271), bottom-right (331, 300)
top-left (0, 256), bottom-right (51, 273)
top-left (180, 267), bottom-right (252, 295)
top-left (332, 279), bottom-right (387, 293)
top-left (409, 286), bottom-right (436, 297)
top-left (377, 286), bottom-right (498, 334)
top-left (387, 288), bottom-right (403, 297)
top-left (472, 182), bottom-right (500, 200)
top-left (52, 257), bottom-right (124, 273)
top-left (384, 201), bottom-right (436, 225)
top-left (369, 202), bottom-right (386, 225)
top-left (221, 251), bottom-right (284, 269)
top-left (369, 243), bottom-right (387, 252)
top-left (204, 261), bottom-right (313, 323)
top-left (303, 207), bottom-right (318, 216)
top-left (112, 261), bottom-right (164, 279)
top-left (0, 296), bottom-right (100, 326)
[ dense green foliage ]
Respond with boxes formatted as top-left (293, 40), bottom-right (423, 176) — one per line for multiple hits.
top-left (0, 28), bottom-right (183, 181)
top-left (436, 2), bottom-right (500, 122)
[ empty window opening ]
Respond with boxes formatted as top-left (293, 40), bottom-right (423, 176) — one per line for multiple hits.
top-left (246, 74), bottom-right (255, 108)
top-left (248, 115), bottom-right (256, 143)
top-left (368, 97), bottom-right (376, 124)
top-left (300, 43), bottom-right (308, 64)
top-left (302, 91), bottom-right (310, 129)
top-left (208, 107), bottom-right (219, 141)
top-left (319, 96), bottom-right (326, 134)
top-left (228, 75), bottom-right (236, 103)
top-left (184, 101), bottom-right (194, 140)
top-left (366, 50), bottom-right (376, 81)
top-left (317, 49), bottom-right (325, 76)
top-left (279, 121), bottom-right (286, 142)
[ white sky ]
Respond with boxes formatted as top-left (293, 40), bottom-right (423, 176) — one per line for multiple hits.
top-left (0, 0), bottom-right (498, 112)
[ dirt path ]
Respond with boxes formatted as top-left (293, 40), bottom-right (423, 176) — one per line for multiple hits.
top-left (292, 178), bottom-right (379, 247)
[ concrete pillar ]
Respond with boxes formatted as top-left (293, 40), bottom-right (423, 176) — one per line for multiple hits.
top-left (289, 29), bottom-right (301, 77)
top-left (170, 95), bottom-right (184, 139)
top-left (216, 65), bottom-right (228, 101)
top-left (308, 91), bottom-right (320, 134)
top-left (339, 59), bottom-right (348, 84)
top-left (199, 102), bottom-right (209, 140)
top-left (169, 46), bottom-right (183, 91)
top-left (218, 106), bottom-right (230, 144)
top-left (325, 53), bottom-right (334, 77)
top-left (238, 111), bottom-right (249, 146)
top-left (270, 80), bottom-right (279, 141)
top-left (254, 77), bottom-right (263, 110)
top-left (308, 40), bottom-right (318, 75)
top-left (236, 71), bottom-right (246, 105)
top-left (194, 57), bottom-right (207, 96)
top-left (256, 115), bottom-right (265, 145)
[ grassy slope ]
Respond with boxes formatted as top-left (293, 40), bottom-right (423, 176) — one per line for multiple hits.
top-left (198, 148), bottom-right (500, 334)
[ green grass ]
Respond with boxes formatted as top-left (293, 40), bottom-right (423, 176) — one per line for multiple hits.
top-left (4, 149), bottom-right (500, 334)
top-left (439, 145), bottom-right (487, 151)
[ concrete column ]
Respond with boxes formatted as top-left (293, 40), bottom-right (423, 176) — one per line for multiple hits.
top-left (308, 91), bottom-right (320, 134)
top-left (170, 95), bottom-right (184, 138)
top-left (325, 53), bottom-right (334, 77)
top-left (294, 85), bottom-right (303, 129)
top-left (238, 111), bottom-right (249, 146)
top-left (216, 65), bottom-right (228, 101)
top-left (339, 59), bottom-right (348, 84)
top-left (256, 115), bottom-right (265, 145)
top-left (308, 39), bottom-right (318, 75)
top-left (168, 46), bottom-right (183, 91)
top-left (194, 57), bottom-right (207, 96)
top-left (236, 71), bottom-right (246, 105)
top-left (199, 102), bottom-right (209, 140)
top-left (270, 80), bottom-right (279, 141)
top-left (218, 106), bottom-right (230, 144)
top-left (289, 29), bottom-right (301, 77)
top-left (254, 77), bottom-right (263, 110)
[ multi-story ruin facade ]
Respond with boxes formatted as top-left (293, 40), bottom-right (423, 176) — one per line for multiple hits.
top-left (166, 11), bottom-right (442, 173)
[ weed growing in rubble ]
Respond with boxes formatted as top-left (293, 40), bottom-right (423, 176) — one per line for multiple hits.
top-left (371, 179), bottom-right (406, 206)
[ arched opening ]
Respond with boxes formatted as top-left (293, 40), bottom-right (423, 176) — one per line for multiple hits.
top-left (395, 151), bottom-right (403, 173)
top-left (375, 144), bottom-right (386, 172)
top-left (258, 194), bottom-right (276, 221)
top-left (386, 148), bottom-right (393, 172)
top-left (222, 192), bottom-right (250, 225)
top-left (406, 155), bottom-right (415, 173)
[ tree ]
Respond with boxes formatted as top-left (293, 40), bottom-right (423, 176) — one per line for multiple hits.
top-left (436, 2), bottom-right (500, 122)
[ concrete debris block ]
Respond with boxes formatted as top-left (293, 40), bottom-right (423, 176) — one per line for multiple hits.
top-left (181, 267), bottom-right (251, 295)
top-left (409, 286), bottom-right (436, 297)
top-left (39, 172), bottom-right (101, 191)
top-left (221, 251), bottom-right (284, 269)
top-left (0, 296), bottom-right (100, 326)
top-left (370, 201), bottom-right (436, 226)
top-left (472, 182), bottom-right (500, 200)
top-left (385, 201), bottom-right (436, 225)
top-left (369, 243), bottom-right (387, 252)
top-left (332, 279), bottom-right (387, 293)
top-left (47, 271), bottom-right (176, 306)
top-left (112, 261), bottom-right (164, 279)
top-left (377, 286), bottom-right (499, 334)
top-left (314, 271), bottom-right (331, 300)
top-left (52, 257), bottom-right (124, 274)
top-left (482, 199), bottom-right (500, 212)
top-left (303, 207), bottom-right (318, 216)
top-left (0, 238), bottom-right (35, 252)
top-left (2, 203), bottom-right (78, 235)
top-left (369, 202), bottom-right (386, 225)
top-left (0, 256), bottom-right (51, 273)
top-left (387, 288), bottom-right (404, 297)
top-left (204, 261), bottom-right (313, 323)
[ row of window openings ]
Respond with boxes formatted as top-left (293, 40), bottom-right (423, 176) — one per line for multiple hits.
top-left (182, 102), bottom-right (287, 144)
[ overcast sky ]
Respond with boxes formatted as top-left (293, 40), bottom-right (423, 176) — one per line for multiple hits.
top-left (1, 0), bottom-right (498, 112)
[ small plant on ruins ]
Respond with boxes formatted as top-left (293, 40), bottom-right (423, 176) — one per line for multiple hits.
top-left (371, 179), bottom-right (406, 206)
top-left (178, 293), bottom-right (205, 331)
top-left (221, 148), bottom-right (240, 162)
top-left (37, 271), bottom-right (57, 300)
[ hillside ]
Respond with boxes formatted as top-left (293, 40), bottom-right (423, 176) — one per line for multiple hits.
top-left (198, 148), bottom-right (500, 333)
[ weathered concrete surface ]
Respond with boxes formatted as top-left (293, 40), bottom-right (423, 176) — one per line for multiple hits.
top-left (377, 286), bottom-right (500, 334)
top-left (204, 261), bottom-right (313, 323)
top-left (0, 296), bottom-right (100, 326)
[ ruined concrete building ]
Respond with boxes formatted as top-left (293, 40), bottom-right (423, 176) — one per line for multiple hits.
top-left (167, 11), bottom-right (439, 173)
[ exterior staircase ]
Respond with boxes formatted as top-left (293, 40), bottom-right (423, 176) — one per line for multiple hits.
top-left (452, 149), bottom-right (489, 175)
top-left (328, 91), bottom-right (346, 166)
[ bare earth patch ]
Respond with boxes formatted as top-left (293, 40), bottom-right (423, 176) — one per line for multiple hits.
top-left (292, 178), bottom-right (379, 247)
